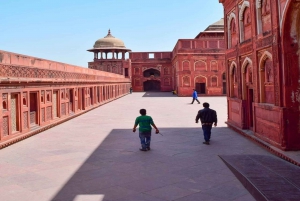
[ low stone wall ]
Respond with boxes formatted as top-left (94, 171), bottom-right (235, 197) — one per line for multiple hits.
top-left (0, 50), bottom-right (131, 149)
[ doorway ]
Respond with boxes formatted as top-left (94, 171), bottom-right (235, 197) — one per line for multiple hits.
top-left (143, 80), bottom-right (161, 91)
top-left (11, 93), bottom-right (19, 132)
top-left (247, 89), bottom-right (254, 129)
top-left (53, 91), bottom-right (58, 118)
top-left (196, 83), bottom-right (206, 94)
top-left (69, 89), bottom-right (74, 113)
top-left (29, 92), bottom-right (38, 126)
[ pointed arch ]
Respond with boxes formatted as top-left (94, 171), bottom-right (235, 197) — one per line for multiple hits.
top-left (182, 75), bottom-right (191, 87)
top-left (259, 51), bottom-right (273, 103)
top-left (228, 12), bottom-right (237, 48)
top-left (182, 60), bottom-right (190, 71)
top-left (229, 61), bottom-right (238, 97)
top-left (239, 1), bottom-right (250, 20)
top-left (242, 57), bottom-right (253, 73)
top-left (241, 57), bottom-right (253, 99)
top-left (211, 76), bottom-right (218, 87)
top-left (210, 60), bottom-right (218, 71)
top-left (239, 1), bottom-right (250, 43)
top-left (194, 60), bottom-right (207, 71)
top-left (229, 61), bottom-right (237, 75)
top-left (259, 51), bottom-right (273, 69)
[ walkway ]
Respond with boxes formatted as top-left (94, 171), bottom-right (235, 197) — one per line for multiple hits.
top-left (0, 92), bottom-right (290, 201)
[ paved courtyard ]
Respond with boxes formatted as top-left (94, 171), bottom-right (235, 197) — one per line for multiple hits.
top-left (0, 92), bottom-right (282, 201)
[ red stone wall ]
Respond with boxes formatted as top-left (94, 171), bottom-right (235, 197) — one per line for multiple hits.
top-left (0, 50), bottom-right (131, 148)
top-left (172, 36), bottom-right (226, 97)
top-left (129, 52), bottom-right (173, 92)
top-left (219, 0), bottom-right (300, 150)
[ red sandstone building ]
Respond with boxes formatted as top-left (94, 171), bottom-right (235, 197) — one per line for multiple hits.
top-left (130, 19), bottom-right (226, 96)
top-left (219, 0), bottom-right (300, 150)
top-left (0, 49), bottom-right (131, 148)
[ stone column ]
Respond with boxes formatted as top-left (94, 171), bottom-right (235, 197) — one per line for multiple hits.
top-left (112, 50), bottom-right (115, 59)
top-left (122, 52), bottom-right (125, 60)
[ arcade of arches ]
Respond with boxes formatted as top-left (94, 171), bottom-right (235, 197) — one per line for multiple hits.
top-left (1, 0), bottom-right (300, 151)
top-left (220, 0), bottom-right (300, 150)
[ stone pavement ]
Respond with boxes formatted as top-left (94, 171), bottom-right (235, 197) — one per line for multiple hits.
top-left (0, 92), bottom-right (296, 201)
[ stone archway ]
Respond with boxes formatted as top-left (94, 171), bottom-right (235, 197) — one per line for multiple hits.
top-left (281, 0), bottom-right (300, 149)
top-left (143, 80), bottom-right (161, 91)
top-left (143, 69), bottom-right (160, 77)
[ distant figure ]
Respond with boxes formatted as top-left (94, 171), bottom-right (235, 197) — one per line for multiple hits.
top-left (191, 89), bottom-right (200, 104)
top-left (172, 90), bottom-right (177, 95)
top-left (195, 102), bottom-right (217, 145)
top-left (133, 109), bottom-right (159, 151)
top-left (130, 87), bottom-right (133, 94)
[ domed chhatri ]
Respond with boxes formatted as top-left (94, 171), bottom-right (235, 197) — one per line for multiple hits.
top-left (87, 29), bottom-right (131, 60)
top-left (93, 29), bottom-right (127, 49)
top-left (87, 29), bottom-right (131, 76)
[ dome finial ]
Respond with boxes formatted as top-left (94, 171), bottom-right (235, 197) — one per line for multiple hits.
top-left (105, 29), bottom-right (114, 38)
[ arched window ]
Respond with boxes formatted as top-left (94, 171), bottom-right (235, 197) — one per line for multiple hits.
top-left (183, 76), bottom-right (190, 87)
top-left (195, 60), bottom-right (206, 71)
top-left (211, 61), bottom-right (218, 71)
top-left (183, 61), bottom-right (190, 71)
top-left (259, 52), bottom-right (274, 104)
top-left (228, 12), bottom-right (237, 48)
top-left (2, 101), bottom-right (7, 110)
top-left (211, 77), bottom-right (218, 87)
top-left (239, 1), bottom-right (251, 43)
top-left (241, 58), bottom-right (253, 100)
top-left (230, 62), bottom-right (238, 98)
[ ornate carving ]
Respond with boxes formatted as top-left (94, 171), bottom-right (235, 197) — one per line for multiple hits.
top-left (30, 112), bottom-right (36, 125)
top-left (0, 64), bottom-right (106, 81)
top-left (3, 116), bottom-right (8, 136)
top-left (53, 92), bottom-right (57, 118)
top-left (11, 94), bottom-right (17, 132)
top-left (41, 108), bottom-right (45, 122)
top-left (183, 76), bottom-right (190, 87)
top-left (2, 93), bottom-right (8, 110)
top-left (61, 103), bottom-right (66, 116)
top-left (23, 112), bottom-right (28, 129)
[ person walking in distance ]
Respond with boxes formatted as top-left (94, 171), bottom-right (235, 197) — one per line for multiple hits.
top-left (195, 102), bottom-right (217, 145)
top-left (191, 89), bottom-right (200, 104)
top-left (133, 109), bottom-right (159, 151)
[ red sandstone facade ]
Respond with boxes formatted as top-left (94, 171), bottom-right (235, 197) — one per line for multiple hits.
top-left (172, 21), bottom-right (226, 96)
top-left (0, 50), bottom-right (130, 148)
top-left (130, 20), bottom-right (226, 96)
top-left (219, 0), bottom-right (300, 150)
top-left (130, 52), bottom-right (173, 92)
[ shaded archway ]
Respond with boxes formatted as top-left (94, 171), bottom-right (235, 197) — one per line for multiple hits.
top-left (281, 0), bottom-right (300, 149)
top-left (143, 80), bottom-right (161, 91)
top-left (143, 69), bottom-right (160, 77)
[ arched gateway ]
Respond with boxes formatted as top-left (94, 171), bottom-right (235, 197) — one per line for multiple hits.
top-left (143, 80), bottom-right (161, 91)
top-left (143, 68), bottom-right (161, 91)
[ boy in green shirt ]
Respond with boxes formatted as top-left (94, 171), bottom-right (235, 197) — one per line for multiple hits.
top-left (133, 109), bottom-right (159, 151)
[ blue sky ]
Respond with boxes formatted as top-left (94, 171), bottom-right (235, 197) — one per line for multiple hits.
top-left (1, 0), bottom-right (224, 67)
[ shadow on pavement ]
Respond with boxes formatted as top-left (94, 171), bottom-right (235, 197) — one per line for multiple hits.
top-left (142, 92), bottom-right (177, 97)
top-left (51, 127), bottom-right (250, 201)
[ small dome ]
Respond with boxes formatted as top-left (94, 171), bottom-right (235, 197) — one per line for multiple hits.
top-left (93, 30), bottom-right (127, 49)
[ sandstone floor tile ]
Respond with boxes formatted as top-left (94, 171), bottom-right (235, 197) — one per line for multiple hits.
top-left (145, 185), bottom-right (197, 201)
